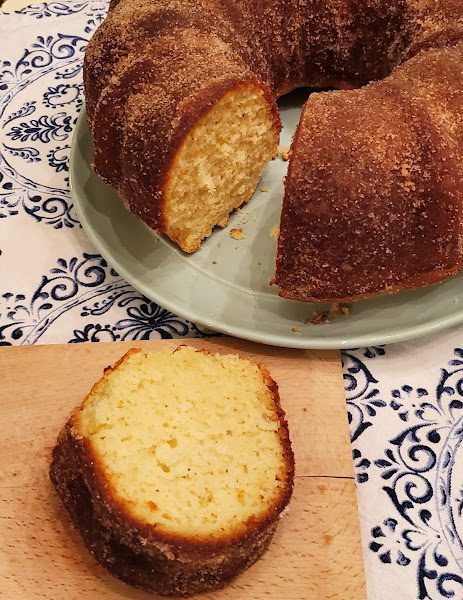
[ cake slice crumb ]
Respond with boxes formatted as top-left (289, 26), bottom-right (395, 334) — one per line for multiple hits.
top-left (305, 303), bottom-right (350, 325)
top-left (230, 228), bottom-right (245, 240)
top-left (279, 146), bottom-right (290, 161)
top-left (270, 225), bottom-right (280, 239)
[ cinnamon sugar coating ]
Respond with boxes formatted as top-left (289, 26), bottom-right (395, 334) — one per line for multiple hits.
top-left (84, 0), bottom-right (463, 301)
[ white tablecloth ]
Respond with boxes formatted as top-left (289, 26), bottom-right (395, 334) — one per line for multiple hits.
top-left (1, 4), bottom-right (463, 599)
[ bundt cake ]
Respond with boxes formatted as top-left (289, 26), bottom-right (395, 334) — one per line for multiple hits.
top-left (50, 346), bottom-right (294, 596)
top-left (83, 1), bottom-right (463, 302)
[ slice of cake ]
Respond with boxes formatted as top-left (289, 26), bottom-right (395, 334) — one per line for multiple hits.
top-left (50, 346), bottom-right (294, 596)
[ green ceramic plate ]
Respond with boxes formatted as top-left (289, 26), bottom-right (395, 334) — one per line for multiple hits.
top-left (70, 92), bottom-right (463, 349)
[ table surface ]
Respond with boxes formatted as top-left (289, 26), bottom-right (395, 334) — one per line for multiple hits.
top-left (3, 3), bottom-right (463, 599)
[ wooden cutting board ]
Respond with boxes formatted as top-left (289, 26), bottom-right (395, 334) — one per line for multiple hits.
top-left (0, 338), bottom-right (366, 599)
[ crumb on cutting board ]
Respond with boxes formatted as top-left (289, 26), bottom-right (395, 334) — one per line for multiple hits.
top-left (261, 186), bottom-right (270, 193)
top-left (291, 327), bottom-right (301, 333)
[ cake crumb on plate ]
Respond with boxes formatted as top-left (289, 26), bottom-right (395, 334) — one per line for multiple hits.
top-left (270, 224), bottom-right (280, 239)
top-left (305, 303), bottom-right (351, 325)
top-left (279, 146), bottom-right (290, 161)
top-left (230, 228), bottom-right (245, 240)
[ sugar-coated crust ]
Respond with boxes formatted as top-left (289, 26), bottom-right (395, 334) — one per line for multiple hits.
top-left (84, 0), bottom-right (463, 300)
top-left (276, 40), bottom-right (463, 302)
top-left (50, 348), bottom-right (294, 596)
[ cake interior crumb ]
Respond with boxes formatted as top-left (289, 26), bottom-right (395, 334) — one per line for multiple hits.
top-left (230, 227), bottom-right (245, 240)
top-left (270, 224), bottom-right (280, 239)
top-left (278, 146), bottom-right (290, 161)
top-left (78, 347), bottom-right (287, 538)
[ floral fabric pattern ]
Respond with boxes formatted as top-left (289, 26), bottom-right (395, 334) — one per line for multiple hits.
top-left (345, 330), bottom-right (463, 599)
top-left (0, 0), bottom-right (212, 344)
top-left (1, 3), bottom-right (463, 599)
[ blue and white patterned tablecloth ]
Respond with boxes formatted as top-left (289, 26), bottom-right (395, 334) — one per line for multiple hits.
top-left (1, 4), bottom-right (463, 599)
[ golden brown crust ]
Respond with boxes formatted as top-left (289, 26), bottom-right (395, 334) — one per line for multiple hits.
top-left (49, 348), bottom-right (294, 596)
top-left (277, 265), bottom-right (463, 304)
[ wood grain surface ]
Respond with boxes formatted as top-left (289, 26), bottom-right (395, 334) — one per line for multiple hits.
top-left (0, 338), bottom-right (366, 599)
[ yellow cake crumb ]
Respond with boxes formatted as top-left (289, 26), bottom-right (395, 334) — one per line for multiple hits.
top-left (279, 146), bottom-right (290, 161)
top-left (270, 224), bottom-right (280, 239)
top-left (78, 346), bottom-right (289, 538)
top-left (230, 227), bottom-right (245, 240)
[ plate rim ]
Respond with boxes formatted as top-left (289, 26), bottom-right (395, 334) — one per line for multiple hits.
top-left (70, 108), bottom-right (463, 350)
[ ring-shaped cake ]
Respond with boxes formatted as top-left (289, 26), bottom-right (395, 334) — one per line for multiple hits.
top-left (84, 0), bottom-right (463, 302)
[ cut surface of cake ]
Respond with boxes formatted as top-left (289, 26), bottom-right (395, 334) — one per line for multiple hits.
top-left (163, 83), bottom-right (279, 253)
top-left (50, 346), bottom-right (294, 596)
